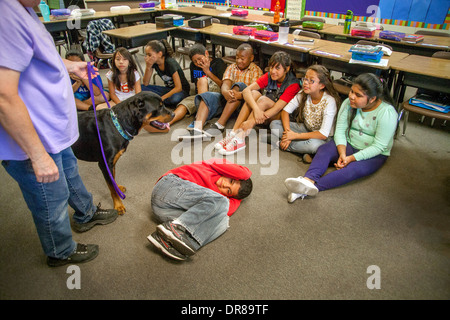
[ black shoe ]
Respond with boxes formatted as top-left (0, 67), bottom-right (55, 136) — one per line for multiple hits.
top-left (157, 222), bottom-right (197, 256)
top-left (204, 123), bottom-right (224, 137)
top-left (147, 232), bottom-right (187, 261)
top-left (72, 203), bottom-right (118, 233)
top-left (47, 243), bottom-right (99, 267)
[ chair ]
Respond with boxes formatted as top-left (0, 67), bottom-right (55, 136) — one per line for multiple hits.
top-left (292, 30), bottom-right (321, 78)
top-left (300, 16), bottom-right (326, 23)
top-left (95, 47), bottom-right (142, 75)
top-left (293, 29), bottom-right (321, 39)
top-left (397, 51), bottom-right (450, 136)
top-left (415, 30), bottom-right (450, 37)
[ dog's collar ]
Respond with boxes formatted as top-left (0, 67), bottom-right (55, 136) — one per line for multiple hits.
top-left (110, 110), bottom-right (133, 141)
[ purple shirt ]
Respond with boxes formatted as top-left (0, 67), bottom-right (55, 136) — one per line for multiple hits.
top-left (0, 1), bottom-right (78, 160)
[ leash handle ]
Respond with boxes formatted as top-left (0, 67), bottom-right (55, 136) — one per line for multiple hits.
top-left (86, 63), bottom-right (126, 200)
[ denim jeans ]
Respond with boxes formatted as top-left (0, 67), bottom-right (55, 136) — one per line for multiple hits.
top-left (2, 147), bottom-right (95, 259)
top-left (270, 120), bottom-right (328, 154)
top-left (151, 174), bottom-right (230, 250)
top-left (141, 85), bottom-right (189, 109)
top-left (304, 140), bottom-right (388, 191)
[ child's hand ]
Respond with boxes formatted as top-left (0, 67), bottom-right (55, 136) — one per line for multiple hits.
top-left (198, 56), bottom-right (210, 72)
top-left (279, 139), bottom-right (290, 150)
top-left (334, 155), bottom-right (349, 170)
top-left (282, 129), bottom-right (297, 142)
top-left (224, 89), bottom-right (236, 102)
top-left (253, 108), bottom-right (267, 124)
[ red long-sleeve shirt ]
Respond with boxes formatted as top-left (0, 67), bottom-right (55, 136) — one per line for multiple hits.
top-left (162, 158), bottom-right (252, 216)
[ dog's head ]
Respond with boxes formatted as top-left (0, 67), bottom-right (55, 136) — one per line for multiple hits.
top-left (115, 91), bottom-right (174, 135)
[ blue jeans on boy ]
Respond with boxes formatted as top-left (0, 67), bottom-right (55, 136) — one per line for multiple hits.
top-left (304, 140), bottom-right (388, 191)
top-left (151, 174), bottom-right (230, 250)
top-left (194, 82), bottom-right (247, 122)
top-left (142, 85), bottom-right (189, 109)
top-left (2, 147), bottom-right (96, 259)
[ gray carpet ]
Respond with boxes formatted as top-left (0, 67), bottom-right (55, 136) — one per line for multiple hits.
top-left (0, 53), bottom-right (449, 300)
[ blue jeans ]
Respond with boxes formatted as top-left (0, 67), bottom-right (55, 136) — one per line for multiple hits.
top-left (2, 147), bottom-right (96, 259)
top-left (304, 140), bottom-right (388, 191)
top-left (151, 174), bottom-right (230, 250)
top-left (270, 120), bottom-right (328, 154)
top-left (142, 85), bottom-right (189, 109)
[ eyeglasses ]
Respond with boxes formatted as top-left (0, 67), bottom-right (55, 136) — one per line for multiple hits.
top-left (302, 77), bottom-right (316, 85)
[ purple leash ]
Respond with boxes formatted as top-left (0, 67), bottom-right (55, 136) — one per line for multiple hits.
top-left (86, 62), bottom-right (126, 200)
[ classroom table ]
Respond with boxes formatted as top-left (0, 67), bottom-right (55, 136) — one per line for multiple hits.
top-left (42, 8), bottom-right (157, 44)
top-left (320, 24), bottom-right (450, 56)
top-left (310, 41), bottom-right (409, 89)
top-left (102, 22), bottom-right (177, 48)
top-left (390, 54), bottom-right (450, 108)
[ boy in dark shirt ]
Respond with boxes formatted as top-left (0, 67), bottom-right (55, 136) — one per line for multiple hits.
top-left (149, 43), bottom-right (227, 132)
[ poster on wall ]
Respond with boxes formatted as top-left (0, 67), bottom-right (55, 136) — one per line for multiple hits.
top-left (305, 0), bottom-right (450, 25)
top-left (285, 0), bottom-right (303, 20)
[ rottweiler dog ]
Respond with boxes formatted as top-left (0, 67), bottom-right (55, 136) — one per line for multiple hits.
top-left (72, 91), bottom-right (173, 214)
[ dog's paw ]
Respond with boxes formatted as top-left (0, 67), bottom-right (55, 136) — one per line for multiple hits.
top-left (116, 205), bottom-right (126, 215)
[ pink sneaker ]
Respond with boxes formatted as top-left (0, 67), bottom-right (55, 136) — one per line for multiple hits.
top-left (214, 131), bottom-right (236, 150)
top-left (218, 137), bottom-right (246, 155)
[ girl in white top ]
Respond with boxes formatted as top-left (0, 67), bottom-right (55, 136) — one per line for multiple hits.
top-left (105, 47), bottom-right (141, 106)
top-left (270, 65), bottom-right (340, 160)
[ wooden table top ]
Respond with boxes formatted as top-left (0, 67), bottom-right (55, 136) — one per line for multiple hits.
top-left (102, 22), bottom-right (176, 39)
top-left (390, 54), bottom-right (450, 79)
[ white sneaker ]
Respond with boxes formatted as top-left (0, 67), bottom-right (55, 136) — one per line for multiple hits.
top-left (214, 131), bottom-right (236, 150)
top-left (284, 176), bottom-right (319, 196)
top-left (287, 192), bottom-right (307, 203)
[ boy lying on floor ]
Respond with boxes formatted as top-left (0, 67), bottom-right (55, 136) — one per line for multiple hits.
top-left (147, 158), bottom-right (252, 261)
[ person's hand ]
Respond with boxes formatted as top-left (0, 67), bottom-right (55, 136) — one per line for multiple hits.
top-left (253, 108), bottom-right (267, 124)
top-left (224, 89), bottom-right (236, 102)
top-left (31, 153), bottom-right (59, 183)
top-left (197, 56), bottom-right (211, 73)
top-left (282, 129), bottom-right (297, 142)
top-left (70, 61), bottom-right (99, 80)
top-left (335, 154), bottom-right (353, 170)
top-left (279, 139), bottom-right (291, 150)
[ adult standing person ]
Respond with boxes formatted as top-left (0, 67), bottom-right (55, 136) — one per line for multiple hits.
top-left (0, 0), bottom-right (118, 267)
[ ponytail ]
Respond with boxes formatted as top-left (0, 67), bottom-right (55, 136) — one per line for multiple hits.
top-left (146, 39), bottom-right (173, 58)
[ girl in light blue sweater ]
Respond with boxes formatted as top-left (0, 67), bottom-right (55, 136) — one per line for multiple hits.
top-left (284, 73), bottom-right (398, 202)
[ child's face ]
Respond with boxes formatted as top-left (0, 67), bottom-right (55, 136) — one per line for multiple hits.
top-left (269, 63), bottom-right (289, 82)
top-left (145, 46), bottom-right (160, 65)
top-left (235, 49), bottom-right (253, 70)
top-left (302, 69), bottom-right (324, 94)
top-left (216, 177), bottom-right (241, 197)
top-left (191, 53), bottom-right (208, 68)
top-left (114, 52), bottom-right (130, 73)
top-left (67, 55), bottom-right (82, 62)
top-left (348, 84), bottom-right (376, 109)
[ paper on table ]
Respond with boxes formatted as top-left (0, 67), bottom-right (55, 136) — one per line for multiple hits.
top-left (349, 58), bottom-right (389, 67)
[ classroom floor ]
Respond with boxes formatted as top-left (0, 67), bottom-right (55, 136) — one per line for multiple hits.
top-left (0, 48), bottom-right (449, 301)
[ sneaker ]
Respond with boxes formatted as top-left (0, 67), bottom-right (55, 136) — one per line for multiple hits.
top-left (186, 121), bottom-right (195, 131)
top-left (72, 203), bottom-right (118, 233)
top-left (218, 137), bottom-right (246, 155)
top-left (147, 232), bottom-right (187, 261)
top-left (157, 222), bottom-right (197, 256)
top-left (204, 122), bottom-right (224, 137)
top-left (47, 243), bottom-right (99, 267)
top-left (214, 131), bottom-right (236, 150)
top-left (178, 128), bottom-right (211, 141)
top-left (303, 154), bottom-right (313, 164)
top-left (284, 176), bottom-right (319, 196)
top-left (287, 192), bottom-right (307, 203)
